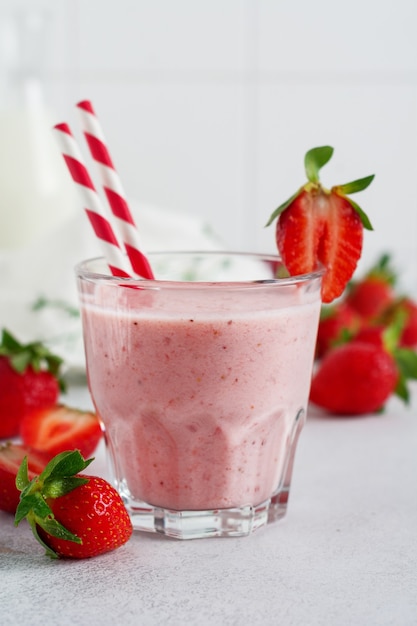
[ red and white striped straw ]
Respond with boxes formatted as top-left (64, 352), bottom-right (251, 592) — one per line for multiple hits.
top-left (53, 123), bottom-right (132, 278)
top-left (76, 100), bottom-right (154, 279)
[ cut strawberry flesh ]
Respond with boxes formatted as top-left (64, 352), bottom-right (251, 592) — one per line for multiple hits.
top-left (276, 190), bottom-right (363, 303)
top-left (20, 405), bottom-right (102, 460)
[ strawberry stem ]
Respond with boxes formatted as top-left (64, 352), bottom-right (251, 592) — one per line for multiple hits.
top-left (304, 146), bottom-right (334, 183)
top-left (367, 253), bottom-right (397, 285)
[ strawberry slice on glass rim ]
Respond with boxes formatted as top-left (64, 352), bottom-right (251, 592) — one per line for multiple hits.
top-left (266, 146), bottom-right (374, 303)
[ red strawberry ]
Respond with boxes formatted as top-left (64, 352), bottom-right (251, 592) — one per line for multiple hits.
top-left (399, 298), bottom-right (417, 348)
top-left (266, 146), bottom-right (374, 303)
top-left (346, 253), bottom-right (396, 320)
top-left (316, 301), bottom-right (362, 358)
top-left (381, 297), bottom-right (417, 348)
top-left (0, 329), bottom-right (64, 438)
top-left (352, 316), bottom-right (417, 403)
top-left (20, 405), bottom-right (102, 460)
top-left (0, 443), bottom-right (50, 514)
top-left (14, 450), bottom-right (133, 559)
top-left (353, 324), bottom-right (386, 348)
top-left (310, 342), bottom-right (399, 415)
top-left (310, 319), bottom-right (417, 415)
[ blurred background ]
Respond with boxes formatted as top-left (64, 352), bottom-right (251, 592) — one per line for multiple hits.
top-left (0, 0), bottom-right (416, 361)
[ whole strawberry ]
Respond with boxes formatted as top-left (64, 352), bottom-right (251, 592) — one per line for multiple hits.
top-left (346, 253), bottom-right (396, 321)
top-left (266, 146), bottom-right (374, 303)
top-left (310, 321), bottom-right (417, 414)
top-left (316, 301), bottom-right (362, 358)
top-left (352, 316), bottom-right (417, 403)
top-left (310, 342), bottom-right (399, 415)
top-left (0, 329), bottom-right (64, 439)
top-left (14, 450), bottom-right (133, 559)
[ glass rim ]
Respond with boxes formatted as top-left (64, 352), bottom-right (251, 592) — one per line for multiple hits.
top-left (75, 251), bottom-right (325, 290)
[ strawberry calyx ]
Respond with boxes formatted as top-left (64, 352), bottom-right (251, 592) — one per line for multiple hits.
top-left (351, 253), bottom-right (397, 290)
top-left (379, 296), bottom-right (417, 348)
top-left (14, 450), bottom-right (93, 559)
top-left (0, 328), bottom-right (66, 392)
top-left (265, 145), bottom-right (374, 230)
top-left (391, 342), bottom-right (417, 404)
top-left (367, 252), bottom-right (397, 285)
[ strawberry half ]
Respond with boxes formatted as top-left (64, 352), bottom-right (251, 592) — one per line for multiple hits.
top-left (0, 329), bottom-right (64, 439)
top-left (0, 443), bottom-right (50, 514)
top-left (14, 450), bottom-right (133, 559)
top-left (266, 146), bottom-right (374, 303)
top-left (20, 405), bottom-right (103, 460)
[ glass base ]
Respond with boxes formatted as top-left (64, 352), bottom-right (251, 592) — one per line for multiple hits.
top-left (118, 483), bottom-right (291, 540)
top-left (106, 407), bottom-right (306, 540)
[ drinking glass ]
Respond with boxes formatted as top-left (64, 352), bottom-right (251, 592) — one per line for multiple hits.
top-left (76, 251), bottom-right (322, 539)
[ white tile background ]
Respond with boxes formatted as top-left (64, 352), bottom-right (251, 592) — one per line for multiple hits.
top-left (1, 0), bottom-right (417, 295)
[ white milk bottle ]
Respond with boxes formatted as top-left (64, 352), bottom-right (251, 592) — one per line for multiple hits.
top-left (0, 10), bottom-right (76, 249)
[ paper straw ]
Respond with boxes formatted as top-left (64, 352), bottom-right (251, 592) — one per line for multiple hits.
top-left (76, 100), bottom-right (154, 279)
top-left (53, 123), bottom-right (132, 278)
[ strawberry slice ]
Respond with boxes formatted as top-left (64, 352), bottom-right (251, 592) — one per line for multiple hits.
top-left (267, 146), bottom-right (374, 303)
top-left (20, 405), bottom-right (102, 461)
top-left (0, 443), bottom-right (50, 514)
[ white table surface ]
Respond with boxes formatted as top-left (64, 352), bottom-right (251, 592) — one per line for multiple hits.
top-left (1, 381), bottom-right (416, 626)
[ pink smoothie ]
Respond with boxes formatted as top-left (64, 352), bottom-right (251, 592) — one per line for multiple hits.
top-left (80, 274), bottom-right (321, 512)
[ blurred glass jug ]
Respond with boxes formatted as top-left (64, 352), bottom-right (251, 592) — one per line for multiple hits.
top-left (0, 9), bottom-right (75, 250)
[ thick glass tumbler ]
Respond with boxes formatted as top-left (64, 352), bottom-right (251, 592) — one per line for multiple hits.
top-left (76, 252), bottom-right (322, 539)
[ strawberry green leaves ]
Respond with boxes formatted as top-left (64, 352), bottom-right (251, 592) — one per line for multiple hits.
top-left (376, 311), bottom-right (417, 404)
top-left (15, 451), bottom-right (93, 559)
top-left (370, 252), bottom-right (397, 285)
top-left (0, 328), bottom-right (65, 387)
top-left (392, 346), bottom-right (417, 403)
top-left (334, 175), bottom-right (375, 231)
top-left (16, 449), bottom-right (92, 504)
top-left (14, 450), bottom-right (132, 559)
top-left (334, 174), bottom-right (375, 196)
top-left (266, 146), bottom-right (374, 230)
top-left (265, 189), bottom-right (301, 227)
top-left (304, 145), bottom-right (334, 184)
top-left (265, 145), bottom-right (336, 227)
